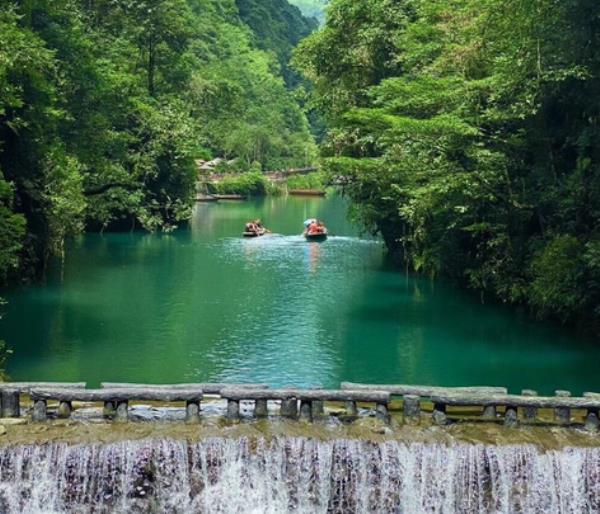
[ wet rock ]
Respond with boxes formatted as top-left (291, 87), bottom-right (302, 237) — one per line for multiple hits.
top-left (0, 425), bottom-right (6, 436)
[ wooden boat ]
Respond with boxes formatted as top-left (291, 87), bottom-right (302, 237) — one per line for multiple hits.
top-left (289, 189), bottom-right (327, 197)
top-left (214, 194), bottom-right (246, 200)
top-left (243, 229), bottom-right (267, 238)
top-left (304, 229), bottom-right (328, 241)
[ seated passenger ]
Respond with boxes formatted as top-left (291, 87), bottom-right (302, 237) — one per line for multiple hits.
top-left (308, 221), bottom-right (319, 234)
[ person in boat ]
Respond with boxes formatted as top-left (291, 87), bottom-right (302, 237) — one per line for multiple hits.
top-left (306, 220), bottom-right (326, 235)
top-left (245, 221), bottom-right (258, 234)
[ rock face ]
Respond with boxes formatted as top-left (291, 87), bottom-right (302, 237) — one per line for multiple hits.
top-left (0, 437), bottom-right (598, 513)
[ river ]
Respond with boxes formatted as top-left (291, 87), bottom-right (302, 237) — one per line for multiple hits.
top-left (0, 194), bottom-right (598, 394)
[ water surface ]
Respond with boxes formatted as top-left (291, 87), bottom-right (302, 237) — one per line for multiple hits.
top-left (1, 195), bottom-right (598, 393)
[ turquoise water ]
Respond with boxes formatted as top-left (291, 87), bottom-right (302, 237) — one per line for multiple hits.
top-left (1, 195), bottom-right (598, 394)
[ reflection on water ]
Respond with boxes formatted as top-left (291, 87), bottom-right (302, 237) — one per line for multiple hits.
top-left (0, 195), bottom-right (599, 393)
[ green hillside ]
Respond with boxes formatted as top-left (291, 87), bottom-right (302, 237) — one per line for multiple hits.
top-left (288, 0), bottom-right (328, 24)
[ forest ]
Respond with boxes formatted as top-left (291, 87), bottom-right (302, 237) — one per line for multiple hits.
top-left (2, 0), bottom-right (599, 336)
top-left (0, 0), bottom-right (316, 283)
top-left (294, 0), bottom-right (600, 333)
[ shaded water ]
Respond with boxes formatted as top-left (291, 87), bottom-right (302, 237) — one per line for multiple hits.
top-left (1, 195), bottom-right (598, 394)
top-left (0, 437), bottom-right (599, 513)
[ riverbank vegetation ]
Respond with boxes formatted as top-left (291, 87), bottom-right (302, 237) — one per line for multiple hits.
top-left (295, 0), bottom-right (600, 333)
top-left (0, 0), bottom-right (316, 283)
top-left (207, 172), bottom-right (275, 196)
top-left (286, 171), bottom-right (326, 190)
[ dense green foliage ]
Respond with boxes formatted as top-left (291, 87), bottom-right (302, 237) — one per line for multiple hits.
top-left (236, 0), bottom-right (317, 85)
top-left (0, 0), bottom-right (316, 282)
top-left (296, 0), bottom-right (600, 332)
top-left (208, 171), bottom-right (275, 196)
top-left (286, 171), bottom-right (325, 189)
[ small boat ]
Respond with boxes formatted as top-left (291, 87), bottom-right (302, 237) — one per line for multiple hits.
top-left (289, 189), bottom-right (327, 197)
top-left (215, 194), bottom-right (246, 200)
top-left (304, 229), bottom-right (328, 241)
top-left (243, 229), bottom-right (266, 238)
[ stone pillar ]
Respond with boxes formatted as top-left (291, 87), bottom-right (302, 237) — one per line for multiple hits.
top-left (103, 401), bottom-right (116, 418)
top-left (585, 408), bottom-right (599, 433)
top-left (345, 401), bottom-right (358, 416)
top-left (1, 389), bottom-right (20, 418)
top-left (115, 400), bottom-right (128, 422)
top-left (280, 399), bottom-right (298, 418)
top-left (403, 395), bottom-right (420, 424)
top-left (57, 401), bottom-right (72, 419)
top-left (554, 390), bottom-right (571, 423)
top-left (299, 400), bottom-right (312, 421)
top-left (185, 401), bottom-right (200, 423)
top-left (227, 399), bottom-right (240, 420)
top-left (376, 402), bottom-right (389, 424)
top-left (504, 406), bottom-right (518, 427)
top-left (482, 405), bottom-right (497, 419)
top-left (311, 400), bottom-right (324, 417)
top-left (254, 399), bottom-right (268, 417)
top-left (433, 403), bottom-right (447, 425)
top-left (32, 399), bottom-right (47, 422)
top-left (521, 389), bottom-right (538, 422)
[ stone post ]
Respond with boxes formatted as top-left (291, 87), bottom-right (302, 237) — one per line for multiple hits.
top-left (504, 406), bottom-right (518, 427)
top-left (521, 389), bottom-right (538, 422)
top-left (309, 386), bottom-right (324, 416)
top-left (115, 400), bottom-right (128, 422)
top-left (103, 401), bottom-right (116, 418)
top-left (299, 400), bottom-right (312, 421)
top-left (280, 399), bottom-right (298, 418)
top-left (554, 390), bottom-right (571, 423)
top-left (1, 389), bottom-right (20, 418)
top-left (585, 408), bottom-right (599, 433)
top-left (403, 395), bottom-right (420, 424)
top-left (345, 401), bottom-right (358, 416)
top-left (433, 403), bottom-right (447, 425)
top-left (57, 401), bottom-right (72, 419)
top-left (32, 399), bottom-right (47, 422)
top-left (376, 402), bottom-right (389, 424)
top-left (482, 405), bottom-right (497, 419)
top-left (254, 399), bottom-right (268, 417)
top-left (185, 400), bottom-right (200, 423)
top-left (227, 399), bottom-right (240, 420)
top-left (311, 400), bottom-right (324, 416)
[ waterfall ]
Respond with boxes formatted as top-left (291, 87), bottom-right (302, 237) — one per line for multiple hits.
top-left (0, 437), bottom-right (598, 513)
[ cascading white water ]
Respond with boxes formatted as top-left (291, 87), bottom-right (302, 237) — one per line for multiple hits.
top-left (0, 437), bottom-right (598, 513)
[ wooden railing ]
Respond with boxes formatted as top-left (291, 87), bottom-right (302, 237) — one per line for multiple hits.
top-left (1, 381), bottom-right (599, 430)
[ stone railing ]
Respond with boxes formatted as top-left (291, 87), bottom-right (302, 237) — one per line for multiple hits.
top-left (0, 381), bottom-right (598, 430)
top-left (341, 382), bottom-right (600, 431)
